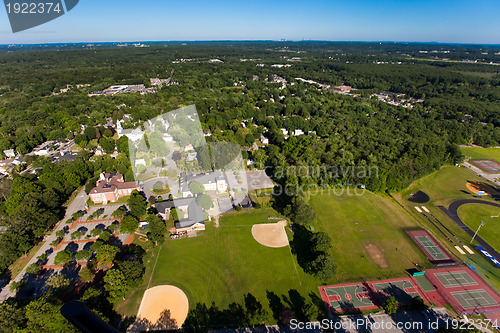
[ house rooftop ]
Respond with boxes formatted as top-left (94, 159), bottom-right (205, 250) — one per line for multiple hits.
top-left (154, 198), bottom-right (205, 228)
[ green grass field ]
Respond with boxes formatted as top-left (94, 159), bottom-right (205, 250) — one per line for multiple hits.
top-left (397, 166), bottom-right (496, 208)
top-left (118, 208), bottom-right (321, 321)
top-left (117, 191), bottom-right (434, 320)
top-left (458, 204), bottom-right (500, 252)
top-left (461, 147), bottom-right (500, 163)
top-left (307, 191), bottom-right (430, 281)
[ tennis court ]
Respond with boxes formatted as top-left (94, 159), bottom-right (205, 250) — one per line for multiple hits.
top-left (435, 270), bottom-right (478, 288)
top-left (452, 290), bottom-right (499, 309)
top-left (415, 235), bottom-right (450, 260)
top-left (425, 266), bottom-right (500, 314)
top-left (470, 160), bottom-right (500, 173)
top-left (407, 230), bottom-right (454, 264)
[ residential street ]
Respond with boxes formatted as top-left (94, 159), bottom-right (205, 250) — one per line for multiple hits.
top-left (0, 187), bottom-right (88, 301)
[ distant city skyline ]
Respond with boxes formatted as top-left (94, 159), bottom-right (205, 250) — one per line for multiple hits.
top-left (1, 0), bottom-right (499, 44)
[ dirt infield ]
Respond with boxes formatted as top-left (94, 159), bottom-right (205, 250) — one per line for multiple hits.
top-left (251, 220), bottom-right (289, 248)
top-left (466, 181), bottom-right (499, 196)
top-left (365, 243), bottom-right (388, 268)
top-left (136, 285), bottom-right (189, 329)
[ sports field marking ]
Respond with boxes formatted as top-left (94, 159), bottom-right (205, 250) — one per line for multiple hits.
top-left (372, 280), bottom-right (420, 304)
top-left (323, 285), bottom-right (374, 310)
top-left (355, 285), bottom-right (373, 305)
top-left (415, 235), bottom-right (450, 260)
top-left (455, 246), bottom-right (466, 255)
top-left (147, 245), bottom-right (162, 289)
top-left (415, 206), bottom-right (422, 213)
top-left (469, 160), bottom-right (500, 173)
top-left (435, 271), bottom-right (478, 288)
top-left (463, 245), bottom-right (475, 254)
top-left (325, 288), bottom-right (341, 297)
top-left (422, 206), bottom-right (430, 213)
top-left (451, 290), bottom-right (499, 309)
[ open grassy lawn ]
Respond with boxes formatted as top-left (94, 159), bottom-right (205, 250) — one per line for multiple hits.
top-left (397, 166), bottom-right (496, 208)
top-left (461, 147), bottom-right (500, 163)
top-left (458, 204), bottom-right (500, 253)
top-left (119, 190), bottom-right (432, 320)
top-left (126, 208), bottom-right (321, 322)
top-left (307, 191), bottom-right (430, 282)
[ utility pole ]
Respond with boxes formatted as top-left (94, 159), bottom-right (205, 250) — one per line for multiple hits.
top-left (470, 221), bottom-right (485, 244)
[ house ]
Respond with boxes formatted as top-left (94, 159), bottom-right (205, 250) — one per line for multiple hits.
top-left (3, 149), bottom-right (15, 158)
top-left (116, 121), bottom-right (144, 142)
top-left (293, 129), bottom-right (304, 136)
top-left (179, 171), bottom-right (227, 198)
top-left (0, 159), bottom-right (13, 173)
top-left (162, 133), bottom-right (173, 142)
top-left (260, 136), bottom-right (269, 145)
top-left (135, 159), bottom-right (146, 167)
top-left (89, 173), bottom-right (140, 204)
top-left (332, 85), bottom-right (352, 93)
top-left (187, 152), bottom-right (197, 161)
top-left (94, 147), bottom-right (104, 156)
top-left (153, 198), bottom-right (205, 232)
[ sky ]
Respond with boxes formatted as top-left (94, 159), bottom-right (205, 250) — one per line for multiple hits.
top-left (1, 0), bottom-right (499, 44)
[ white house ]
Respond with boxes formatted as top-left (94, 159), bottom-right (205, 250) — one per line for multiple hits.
top-left (135, 159), bottom-right (146, 167)
top-left (163, 133), bottom-right (173, 142)
top-left (293, 129), bottom-right (304, 136)
top-left (179, 171), bottom-right (228, 198)
top-left (117, 121), bottom-right (144, 142)
top-left (3, 149), bottom-right (15, 158)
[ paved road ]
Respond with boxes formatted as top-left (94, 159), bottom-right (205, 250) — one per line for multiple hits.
top-left (462, 162), bottom-right (500, 186)
top-left (0, 187), bottom-right (88, 301)
top-left (438, 199), bottom-right (500, 264)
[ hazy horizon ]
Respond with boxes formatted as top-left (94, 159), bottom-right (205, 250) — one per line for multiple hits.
top-left (1, 0), bottom-right (499, 45)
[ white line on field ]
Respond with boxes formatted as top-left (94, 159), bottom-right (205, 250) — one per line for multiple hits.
top-left (147, 245), bottom-right (162, 290)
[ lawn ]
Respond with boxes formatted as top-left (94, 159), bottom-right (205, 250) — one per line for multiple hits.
top-left (458, 204), bottom-right (500, 252)
top-left (119, 208), bottom-right (321, 321)
top-left (397, 165), bottom-right (496, 208)
top-left (307, 190), bottom-right (430, 282)
top-left (118, 189), bottom-right (432, 321)
top-left (461, 147), bottom-right (500, 163)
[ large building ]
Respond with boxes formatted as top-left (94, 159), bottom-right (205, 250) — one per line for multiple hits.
top-left (179, 171), bottom-right (227, 198)
top-left (89, 173), bottom-right (140, 204)
top-left (153, 198), bottom-right (205, 232)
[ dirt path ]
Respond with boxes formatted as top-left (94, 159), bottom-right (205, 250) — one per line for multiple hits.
top-left (365, 243), bottom-right (389, 268)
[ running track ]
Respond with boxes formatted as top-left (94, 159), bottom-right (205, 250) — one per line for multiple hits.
top-left (439, 199), bottom-right (500, 263)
